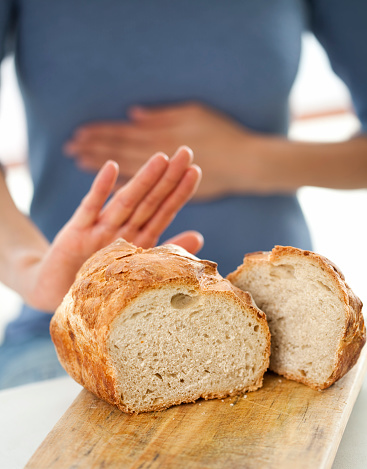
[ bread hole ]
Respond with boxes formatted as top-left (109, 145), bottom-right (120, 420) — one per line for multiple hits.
top-left (120, 393), bottom-right (124, 402)
top-left (248, 323), bottom-right (252, 327)
top-left (300, 369), bottom-right (307, 377)
top-left (270, 264), bottom-right (295, 279)
top-left (254, 325), bottom-right (259, 332)
top-left (216, 339), bottom-right (222, 344)
top-left (155, 373), bottom-right (163, 380)
top-left (187, 348), bottom-right (192, 352)
top-left (130, 311), bottom-right (145, 319)
top-left (203, 333), bottom-right (209, 338)
top-left (189, 310), bottom-right (200, 318)
top-left (114, 344), bottom-right (120, 350)
top-left (225, 334), bottom-right (230, 340)
top-left (171, 293), bottom-right (198, 309)
top-left (204, 370), bottom-right (210, 373)
top-left (167, 372), bottom-right (177, 378)
top-left (180, 378), bottom-right (185, 382)
top-left (153, 397), bottom-right (164, 405)
top-left (145, 389), bottom-right (154, 395)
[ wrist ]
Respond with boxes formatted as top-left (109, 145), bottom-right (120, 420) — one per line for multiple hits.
top-left (244, 134), bottom-right (302, 193)
top-left (8, 247), bottom-right (46, 306)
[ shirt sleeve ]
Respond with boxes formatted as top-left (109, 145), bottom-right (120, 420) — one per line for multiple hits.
top-left (309, 0), bottom-right (367, 135)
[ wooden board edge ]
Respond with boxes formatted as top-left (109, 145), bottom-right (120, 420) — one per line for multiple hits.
top-left (323, 345), bottom-right (367, 469)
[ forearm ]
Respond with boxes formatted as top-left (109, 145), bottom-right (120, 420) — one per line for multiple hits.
top-left (0, 169), bottom-right (49, 298)
top-left (248, 134), bottom-right (367, 193)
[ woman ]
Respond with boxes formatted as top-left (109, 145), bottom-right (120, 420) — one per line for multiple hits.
top-left (0, 0), bottom-right (366, 387)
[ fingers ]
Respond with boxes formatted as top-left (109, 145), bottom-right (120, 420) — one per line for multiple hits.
top-left (128, 160), bottom-right (202, 248)
top-left (65, 139), bottom-right (150, 175)
top-left (70, 160), bottom-right (119, 229)
top-left (65, 124), bottom-right (171, 176)
top-left (67, 123), bottom-right (158, 145)
top-left (164, 231), bottom-right (204, 255)
top-left (118, 146), bottom-right (195, 234)
top-left (98, 152), bottom-right (169, 229)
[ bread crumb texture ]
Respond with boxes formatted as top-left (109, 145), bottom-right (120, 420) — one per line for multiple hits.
top-left (228, 245), bottom-right (366, 390)
top-left (50, 239), bottom-right (270, 414)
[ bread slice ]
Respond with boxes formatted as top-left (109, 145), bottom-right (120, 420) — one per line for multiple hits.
top-left (51, 239), bottom-right (270, 413)
top-left (227, 246), bottom-right (366, 390)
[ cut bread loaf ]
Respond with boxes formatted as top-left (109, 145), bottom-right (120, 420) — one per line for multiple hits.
top-left (227, 245), bottom-right (366, 390)
top-left (51, 239), bottom-right (270, 414)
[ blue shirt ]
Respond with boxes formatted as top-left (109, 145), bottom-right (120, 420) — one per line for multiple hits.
top-left (1, 0), bottom-right (366, 341)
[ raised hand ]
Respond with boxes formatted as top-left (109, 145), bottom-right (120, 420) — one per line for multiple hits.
top-left (3, 147), bottom-right (202, 311)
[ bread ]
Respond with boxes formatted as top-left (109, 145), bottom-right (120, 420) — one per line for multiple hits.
top-left (227, 245), bottom-right (366, 390)
top-left (50, 239), bottom-right (270, 414)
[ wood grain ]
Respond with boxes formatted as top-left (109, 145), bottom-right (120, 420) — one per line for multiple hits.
top-left (26, 345), bottom-right (367, 469)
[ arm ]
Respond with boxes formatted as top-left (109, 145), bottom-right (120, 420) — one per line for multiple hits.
top-left (241, 133), bottom-right (367, 193)
top-left (0, 147), bottom-right (202, 312)
top-left (65, 102), bottom-right (367, 198)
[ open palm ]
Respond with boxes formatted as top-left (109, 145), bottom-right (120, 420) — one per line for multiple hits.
top-left (24, 147), bottom-right (202, 311)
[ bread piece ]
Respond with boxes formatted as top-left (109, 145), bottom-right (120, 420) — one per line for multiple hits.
top-left (51, 239), bottom-right (270, 414)
top-left (227, 245), bottom-right (366, 390)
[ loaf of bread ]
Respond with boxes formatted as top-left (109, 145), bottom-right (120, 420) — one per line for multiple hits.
top-left (51, 239), bottom-right (270, 414)
top-left (227, 245), bottom-right (366, 390)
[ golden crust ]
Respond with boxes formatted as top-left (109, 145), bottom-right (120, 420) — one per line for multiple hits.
top-left (50, 239), bottom-right (270, 413)
top-left (227, 245), bottom-right (366, 390)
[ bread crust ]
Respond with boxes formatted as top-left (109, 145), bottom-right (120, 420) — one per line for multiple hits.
top-left (51, 239), bottom-right (270, 413)
top-left (227, 245), bottom-right (366, 390)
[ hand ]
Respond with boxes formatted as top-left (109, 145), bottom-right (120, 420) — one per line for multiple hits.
top-left (65, 102), bottom-right (260, 199)
top-left (19, 147), bottom-right (203, 311)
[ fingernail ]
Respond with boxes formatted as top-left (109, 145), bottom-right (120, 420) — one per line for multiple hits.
top-left (152, 152), bottom-right (169, 162)
top-left (179, 145), bottom-right (193, 156)
top-left (107, 160), bottom-right (119, 171)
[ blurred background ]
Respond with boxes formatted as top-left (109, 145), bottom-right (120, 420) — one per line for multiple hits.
top-left (0, 32), bottom-right (366, 342)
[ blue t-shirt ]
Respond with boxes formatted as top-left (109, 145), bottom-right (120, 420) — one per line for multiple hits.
top-left (1, 0), bottom-right (366, 341)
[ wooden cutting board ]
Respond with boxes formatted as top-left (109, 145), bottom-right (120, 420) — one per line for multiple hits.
top-left (27, 345), bottom-right (367, 469)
